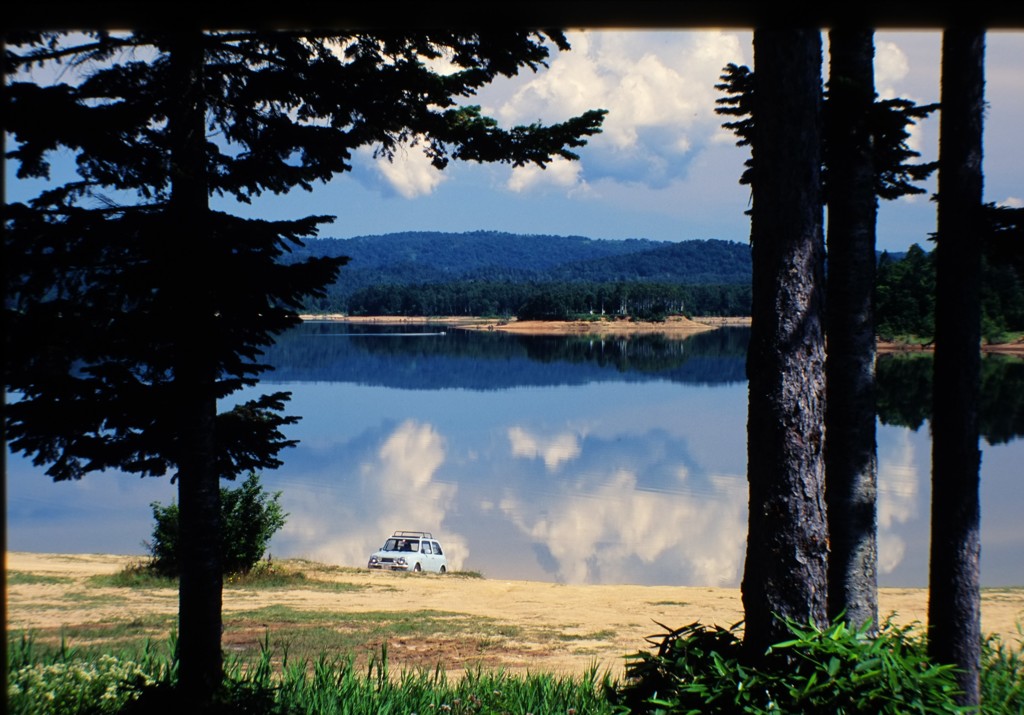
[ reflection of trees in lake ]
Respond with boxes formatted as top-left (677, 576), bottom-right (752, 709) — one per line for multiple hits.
top-left (519, 326), bottom-right (748, 377)
top-left (875, 354), bottom-right (933, 431)
top-left (261, 323), bottom-right (748, 388)
top-left (876, 353), bottom-right (1024, 443)
top-left (980, 356), bottom-right (1024, 444)
top-left (265, 328), bottom-right (1023, 442)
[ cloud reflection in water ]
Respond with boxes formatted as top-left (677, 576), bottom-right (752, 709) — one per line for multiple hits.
top-left (877, 429), bottom-right (921, 576)
top-left (275, 420), bottom-right (467, 570)
top-left (11, 325), bottom-right (1018, 586)
top-left (502, 425), bottom-right (747, 584)
top-left (271, 413), bottom-right (748, 586)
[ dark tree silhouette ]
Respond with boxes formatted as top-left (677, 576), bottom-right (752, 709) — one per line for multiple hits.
top-left (4, 29), bottom-right (604, 701)
top-left (714, 62), bottom-right (755, 194)
top-left (928, 27), bottom-right (985, 708)
top-left (741, 27), bottom-right (828, 656)
top-left (823, 27), bottom-right (879, 633)
top-left (716, 34), bottom-right (937, 639)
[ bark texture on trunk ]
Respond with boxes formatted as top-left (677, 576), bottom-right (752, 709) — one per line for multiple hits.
top-left (742, 28), bottom-right (829, 657)
top-left (167, 30), bottom-right (223, 702)
top-left (929, 27), bottom-right (985, 708)
top-left (824, 27), bottom-right (879, 633)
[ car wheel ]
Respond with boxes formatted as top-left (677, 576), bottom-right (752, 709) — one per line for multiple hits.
top-left (413, 563), bottom-right (421, 572)
top-left (440, 565), bottom-right (447, 574)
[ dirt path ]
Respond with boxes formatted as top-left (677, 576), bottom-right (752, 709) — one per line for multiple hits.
top-left (7, 553), bottom-right (1023, 678)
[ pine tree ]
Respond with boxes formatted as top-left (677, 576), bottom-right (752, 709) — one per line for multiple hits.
top-left (823, 27), bottom-right (880, 634)
top-left (716, 37), bottom-right (938, 637)
top-left (741, 27), bottom-right (828, 655)
top-left (929, 26), bottom-right (985, 708)
top-left (4, 29), bottom-right (604, 701)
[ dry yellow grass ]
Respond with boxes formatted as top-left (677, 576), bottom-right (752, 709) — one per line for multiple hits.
top-left (7, 552), bottom-right (1022, 678)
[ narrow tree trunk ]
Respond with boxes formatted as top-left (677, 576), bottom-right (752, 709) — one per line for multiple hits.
top-left (929, 27), bottom-right (985, 708)
top-left (1, 34), bottom-right (10, 691)
top-left (167, 30), bottom-right (223, 702)
top-left (824, 28), bottom-right (879, 633)
top-left (742, 28), bottom-right (828, 657)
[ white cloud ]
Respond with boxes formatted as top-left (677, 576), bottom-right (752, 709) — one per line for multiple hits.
top-left (371, 140), bottom-right (447, 199)
top-left (1000, 196), bottom-right (1024, 208)
top-left (485, 30), bottom-right (750, 190)
top-left (507, 156), bottom-right (584, 193)
top-left (497, 30), bottom-right (745, 144)
top-left (508, 426), bottom-right (581, 471)
top-left (499, 467), bottom-right (747, 585)
top-left (872, 35), bottom-right (941, 189)
top-left (874, 40), bottom-right (912, 99)
top-left (877, 430), bottom-right (921, 575)
top-left (279, 421), bottom-right (469, 570)
top-left (376, 419), bottom-right (445, 488)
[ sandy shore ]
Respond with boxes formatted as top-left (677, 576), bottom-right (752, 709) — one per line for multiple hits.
top-left (878, 339), bottom-right (1024, 356)
top-left (301, 314), bottom-right (733, 337)
top-left (7, 553), bottom-right (1023, 678)
top-left (301, 314), bottom-right (1024, 354)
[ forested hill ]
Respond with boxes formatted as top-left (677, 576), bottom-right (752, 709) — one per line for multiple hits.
top-left (292, 231), bottom-right (752, 297)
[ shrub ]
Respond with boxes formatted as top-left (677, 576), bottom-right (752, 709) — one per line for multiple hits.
top-left (146, 472), bottom-right (287, 577)
top-left (610, 617), bottom-right (967, 714)
top-left (980, 631), bottom-right (1024, 713)
top-left (7, 653), bottom-right (156, 715)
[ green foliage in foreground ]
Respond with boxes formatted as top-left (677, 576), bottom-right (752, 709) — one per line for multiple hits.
top-left (9, 621), bottom-right (1023, 714)
top-left (981, 629), bottom-right (1024, 713)
top-left (7, 634), bottom-right (174, 715)
top-left (609, 617), bottom-right (1024, 714)
top-left (7, 635), bottom-right (614, 715)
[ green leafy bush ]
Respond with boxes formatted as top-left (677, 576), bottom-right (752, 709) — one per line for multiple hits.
top-left (7, 644), bottom-right (157, 715)
top-left (980, 631), bottom-right (1024, 713)
top-left (147, 472), bottom-right (287, 577)
top-left (610, 617), bottom-right (967, 714)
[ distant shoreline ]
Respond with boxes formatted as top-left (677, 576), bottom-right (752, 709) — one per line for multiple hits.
top-left (299, 314), bottom-right (745, 337)
top-left (299, 314), bottom-right (1023, 355)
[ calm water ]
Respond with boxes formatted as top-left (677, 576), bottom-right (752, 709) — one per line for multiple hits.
top-left (7, 322), bottom-right (1023, 587)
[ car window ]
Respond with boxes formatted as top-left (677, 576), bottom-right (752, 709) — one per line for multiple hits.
top-left (432, 541), bottom-right (443, 555)
top-left (384, 539), bottom-right (399, 551)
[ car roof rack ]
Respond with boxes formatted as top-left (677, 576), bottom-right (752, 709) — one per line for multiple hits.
top-left (391, 530), bottom-right (433, 539)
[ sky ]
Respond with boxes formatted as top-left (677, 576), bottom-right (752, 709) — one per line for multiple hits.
top-left (217, 29), bottom-right (1023, 254)
top-left (8, 30), bottom-right (1023, 254)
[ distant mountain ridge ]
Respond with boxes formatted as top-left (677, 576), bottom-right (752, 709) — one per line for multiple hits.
top-left (292, 231), bottom-right (752, 297)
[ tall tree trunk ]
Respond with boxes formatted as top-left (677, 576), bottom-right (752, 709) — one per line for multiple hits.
top-left (929, 27), bottom-right (985, 708)
top-left (1, 33), bottom-right (10, 691)
top-left (824, 28), bottom-right (879, 633)
top-left (167, 30), bottom-right (223, 702)
top-left (742, 28), bottom-right (828, 657)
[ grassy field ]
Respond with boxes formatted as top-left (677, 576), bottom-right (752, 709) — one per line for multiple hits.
top-left (8, 552), bottom-right (1024, 675)
top-left (8, 552), bottom-right (1024, 714)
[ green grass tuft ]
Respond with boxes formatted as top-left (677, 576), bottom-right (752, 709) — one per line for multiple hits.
top-left (7, 571), bottom-right (74, 586)
top-left (7, 636), bottom-right (615, 715)
top-left (8, 623), bottom-right (1022, 715)
top-left (88, 562), bottom-right (177, 589)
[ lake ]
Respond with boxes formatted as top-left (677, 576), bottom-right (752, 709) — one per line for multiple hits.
top-left (6, 322), bottom-right (1023, 587)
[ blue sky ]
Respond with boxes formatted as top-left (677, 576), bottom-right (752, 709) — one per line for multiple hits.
top-left (9, 30), bottom-right (1023, 254)
top-left (222, 30), bottom-right (1022, 254)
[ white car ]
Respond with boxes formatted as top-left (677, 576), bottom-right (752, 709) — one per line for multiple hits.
top-left (367, 530), bottom-right (448, 573)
